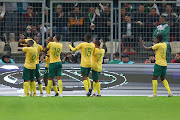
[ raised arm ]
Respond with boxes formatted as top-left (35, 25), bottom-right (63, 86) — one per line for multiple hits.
top-left (139, 37), bottom-right (152, 51)
top-left (69, 43), bottom-right (82, 52)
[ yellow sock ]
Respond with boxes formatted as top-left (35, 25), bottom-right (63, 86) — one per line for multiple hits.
top-left (29, 81), bottom-right (33, 94)
top-left (162, 79), bottom-right (171, 93)
top-left (53, 85), bottom-right (58, 94)
top-left (93, 81), bottom-right (97, 93)
top-left (47, 80), bottom-right (53, 94)
top-left (58, 80), bottom-right (63, 94)
top-left (39, 84), bottom-right (43, 94)
top-left (83, 80), bottom-right (89, 93)
top-left (24, 82), bottom-right (29, 95)
top-left (45, 86), bottom-right (47, 92)
top-left (31, 81), bottom-right (36, 95)
top-left (87, 77), bottom-right (91, 88)
top-left (97, 82), bottom-right (101, 94)
top-left (152, 80), bottom-right (158, 95)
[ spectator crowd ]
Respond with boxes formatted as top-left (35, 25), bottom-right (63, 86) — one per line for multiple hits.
top-left (0, 0), bottom-right (180, 64)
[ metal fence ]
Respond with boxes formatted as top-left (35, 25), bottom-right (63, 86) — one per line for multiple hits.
top-left (0, 0), bottom-right (180, 64)
top-left (0, 0), bottom-right (45, 63)
top-left (118, 1), bottom-right (180, 63)
top-left (50, 0), bottom-right (114, 60)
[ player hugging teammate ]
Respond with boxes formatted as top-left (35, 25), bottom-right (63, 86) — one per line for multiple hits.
top-left (69, 34), bottom-right (105, 97)
top-left (18, 33), bottom-right (105, 97)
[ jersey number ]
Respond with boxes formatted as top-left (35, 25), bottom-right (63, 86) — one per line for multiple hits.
top-left (163, 48), bottom-right (166, 54)
top-left (97, 53), bottom-right (102, 62)
top-left (32, 52), bottom-right (36, 61)
top-left (54, 48), bottom-right (60, 57)
top-left (85, 48), bottom-right (91, 57)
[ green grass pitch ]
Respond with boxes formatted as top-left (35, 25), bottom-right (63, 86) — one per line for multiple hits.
top-left (0, 96), bottom-right (180, 120)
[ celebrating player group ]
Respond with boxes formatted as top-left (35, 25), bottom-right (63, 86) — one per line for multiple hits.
top-left (18, 33), bottom-right (104, 97)
top-left (18, 32), bottom-right (172, 98)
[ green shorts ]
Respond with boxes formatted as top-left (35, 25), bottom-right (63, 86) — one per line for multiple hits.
top-left (49, 62), bottom-right (62, 78)
top-left (44, 67), bottom-right (49, 78)
top-left (153, 64), bottom-right (167, 77)
top-left (23, 67), bottom-right (35, 81)
top-left (92, 70), bottom-right (100, 80)
top-left (81, 67), bottom-right (91, 76)
top-left (35, 64), bottom-right (41, 78)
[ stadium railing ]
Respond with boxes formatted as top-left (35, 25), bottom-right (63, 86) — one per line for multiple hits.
top-left (0, 0), bottom-right (45, 63)
top-left (118, 1), bottom-right (180, 63)
top-left (50, 0), bottom-right (114, 60)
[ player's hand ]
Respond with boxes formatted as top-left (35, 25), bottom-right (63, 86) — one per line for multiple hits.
top-left (139, 37), bottom-right (144, 46)
top-left (99, 38), bottom-right (103, 43)
top-left (69, 42), bottom-right (71, 45)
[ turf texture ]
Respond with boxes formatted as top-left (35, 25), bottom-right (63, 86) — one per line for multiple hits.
top-left (0, 96), bottom-right (180, 120)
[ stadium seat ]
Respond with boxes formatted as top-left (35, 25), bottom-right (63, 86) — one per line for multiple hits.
top-left (9, 42), bottom-right (23, 54)
top-left (170, 41), bottom-right (180, 54)
top-left (105, 41), bottom-right (118, 54)
top-left (61, 42), bottom-right (70, 53)
top-left (0, 42), bottom-right (5, 54)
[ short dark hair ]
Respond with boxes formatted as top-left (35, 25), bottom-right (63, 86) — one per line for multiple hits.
top-left (55, 35), bottom-right (61, 42)
top-left (28, 40), bottom-right (34, 46)
top-left (85, 33), bottom-right (91, 41)
top-left (156, 34), bottom-right (163, 42)
top-left (49, 36), bottom-right (53, 41)
top-left (149, 53), bottom-right (155, 57)
top-left (115, 52), bottom-right (119, 58)
top-left (95, 40), bottom-right (101, 47)
top-left (176, 52), bottom-right (180, 55)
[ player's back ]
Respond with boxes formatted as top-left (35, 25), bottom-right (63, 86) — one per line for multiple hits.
top-left (80, 42), bottom-right (95, 68)
top-left (92, 48), bottom-right (105, 72)
top-left (47, 42), bottom-right (63, 63)
top-left (23, 47), bottom-right (37, 69)
top-left (153, 42), bottom-right (167, 66)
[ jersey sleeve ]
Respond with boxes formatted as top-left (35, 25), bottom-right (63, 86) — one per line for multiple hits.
top-left (76, 43), bottom-right (82, 50)
top-left (152, 44), bottom-right (159, 50)
top-left (22, 47), bottom-right (29, 52)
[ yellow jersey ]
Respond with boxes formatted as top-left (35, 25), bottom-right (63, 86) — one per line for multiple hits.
top-left (47, 42), bottom-right (63, 63)
top-left (25, 39), bottom-right (39, 64)
top-left (69, 42), bottom-right (95, 68)
top-left (22, 47), bottom-right (37, 69)
top-left (152, 42), bottom-right (167, 66)
top-left (35, 44), bottom-right (43, 64)
top-left (45, 50), bottom-right (50, 68)
top-left (92, 48), bottom-right (105, 72)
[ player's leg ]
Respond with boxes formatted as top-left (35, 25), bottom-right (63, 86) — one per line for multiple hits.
top-left (43, 67), bottom-right (48, 93)
top-left (93, 80), bottom-right (97, 96)
top-left (160, 66), bottom-right (173, 97)
top-left (45, 63), bottom-right (55, 97)
top-left (87, 77), bottom-right (91, 89)
top-left (30, 69), bottom-right (36, 96)
top-left (57, 62), bottom-right (63, 97)
top-left (81, 67), bottom-right (92, 96)
top-left (92, 70), bottom-right (101, 97)
top-left (149, 76), bottom-right (158, 97)
top-left (149, 64), bottom-right (161, 97)
top-left (35, 64), bottom-right (43, 96)
top-left (21, 67), bottom-right (31, 97)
